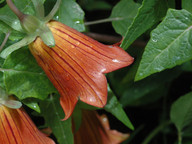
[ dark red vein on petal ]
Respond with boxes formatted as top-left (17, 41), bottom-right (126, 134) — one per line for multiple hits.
top-left (0, 110), bottom-right (11, 144)
top-left (8, 110), bottom-right (24, 144)
top-left (18, 110), bottom-right (46, 143)
top-left (51, 27), bottom-right (114, 60)
top-left (56, 44), bottom-right (101, 85)
top-left (42, 47), bottom-right (104, 105)
top-left (54, 33), bottom-right (106, 68)
top-left (2, 110), bottom-right (18, 144)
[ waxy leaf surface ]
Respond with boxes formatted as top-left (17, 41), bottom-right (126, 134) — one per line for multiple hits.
top-left (40, 95), bottom-right (74, 144)
top-left (121, 0), bottom-right (168, 49)
top-left (105, 86), bottom-right (134, 130)
top-left (110, 0), bottom-right (140, 36)
top-left (2, 48), bottom-right (56, 100)
top-left (135, 9), bottom-right (192, 81)
top-left (54, 0), bottom-right (85, 32)
top-left (170, 92), bottom-right (192, 132)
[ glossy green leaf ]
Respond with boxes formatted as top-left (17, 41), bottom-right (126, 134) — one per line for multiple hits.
top-left (182, 0), bottom-right (192, 13)
top-left (0, 0), bottom-right (35, 32)
top-left (121, 0), bottom-right (168, 49)
top-left (170, 92), bottom-right (192, 132)
top-left (40, 95), bottom-right (74, 144)
top-left (0, 21), bottom-right (24, 41)
top-left (110, 0), bottom-right (140, 36)
top-left (2, 47), bottom-right (56, 100)
top-left (54, 0), bottom-right (85, 32)
top-left (104, 86), bottom-right (134, 130)
top-left (22, 98), bottom-right (40, 113)
top-left (135, 9), bottom-right (192, 81)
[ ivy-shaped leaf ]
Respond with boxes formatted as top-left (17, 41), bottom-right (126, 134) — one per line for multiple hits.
top-left (104, 86), bottom-right (134, 130)
top-left (121, 0), bottom-right (168, 50)
top-left (170, 92), bottom-right (192, 132)
top-left (135, 9), bottom-right (192, 81)
top-left (2, 47), bottom-right (56, 100)
top-left (54, 0), bottom-right (85, 32)
top-left (110, 0), bottom-right (140, 36)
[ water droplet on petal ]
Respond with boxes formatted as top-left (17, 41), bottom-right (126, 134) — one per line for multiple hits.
top-left (89, 97), bottom-right (96, 102)
top-left (112, 59), bottom-right (120, 63)
top-left (71, 45), bottom-right (75, 49)
top-left (102, 117), bottom-right (107, 122)
top-left (76, 41), bottom-right (80, 46)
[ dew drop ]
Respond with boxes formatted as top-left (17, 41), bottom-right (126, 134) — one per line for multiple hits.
top-left (71, 45), bottom-right (75, 49)
top-left (89, 97), bottom-right (96, 102)
top-left (102, 117), bottom-right (107, 122)
top-left (14, 21), bottom-right (18, 25)
top-left (175, 56), bottom-right (181, 60)
top-left (108, 45), bottom-right (113, 48)
top-left (151, 33), bottom-right (158, 42)
top-left (112, 59), bottom-right (120, 63)
top-left (139, 73), bottom-right (143, 76)
top-left (75, 21), bottom-right (80, 24)
top-left (55, 15), bottom-right (59, 20)
top-left (76, 42), bottom-right (80, 46)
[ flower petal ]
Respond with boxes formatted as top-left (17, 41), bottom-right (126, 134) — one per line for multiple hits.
top-left (29, 21), bottom-right (134, 119)
top-left (73, 110), bottom-right (129, 144)
top-left (0, 105), bottom-right (55, 144)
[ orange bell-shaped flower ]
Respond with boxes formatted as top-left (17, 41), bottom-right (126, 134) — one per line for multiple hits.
top-left (0, 105), bottom-right (55, 144)
top-left (73, 110), bottom-right (129, 144)
top-left (29, 21), bottom-right (134, 120)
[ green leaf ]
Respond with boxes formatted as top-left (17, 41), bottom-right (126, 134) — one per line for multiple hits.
top-left (40, 95), bottom-right (74, 144)
top-left (0, 0), bottom-right (35, 32)
top-left (104, 86), bottom-right (134, 130)
top-left (55, 0), bottom-right (85, 32)
top-left (170, 92), bottom-right (192, 132)
top-left (120, 68), bottom-right (181, 107)
top-left (22, 98), bottom-right (40, 113)
top-left (0, 21), bottom-right (24, 41)
top-left (135, 9), bottom-right (192, 81)
top-left (182, 0), bottom-right (192, 13)
top-left (2, 47), bottom-right (56, 100)
top-left (121, 0), bottom-right (168, 50)
top-left (110, 0), bottom-right (140, 36)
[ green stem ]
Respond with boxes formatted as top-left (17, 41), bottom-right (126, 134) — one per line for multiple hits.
top-left (0, 32), bottom-right (10, 51)
top-left (44, 0), bottom-right (61, 22)
top-left (178, 130), bottom-right (182, 144)
top-left (6, 0), bottom-right (25, 20)
top-left (85, 17), bottom-right (124, 26)
top-left (31, 0), bottom-right (45, 19)
top-left (142, 120), bottom-right (172, 144)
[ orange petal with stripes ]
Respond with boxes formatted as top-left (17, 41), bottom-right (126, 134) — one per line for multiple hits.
top-left (0, 105), bottom-right (55, 144)
top-left (29, 21), bottom-right (134, 120)
top-left (73, 110), bottom-right (129, 144)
